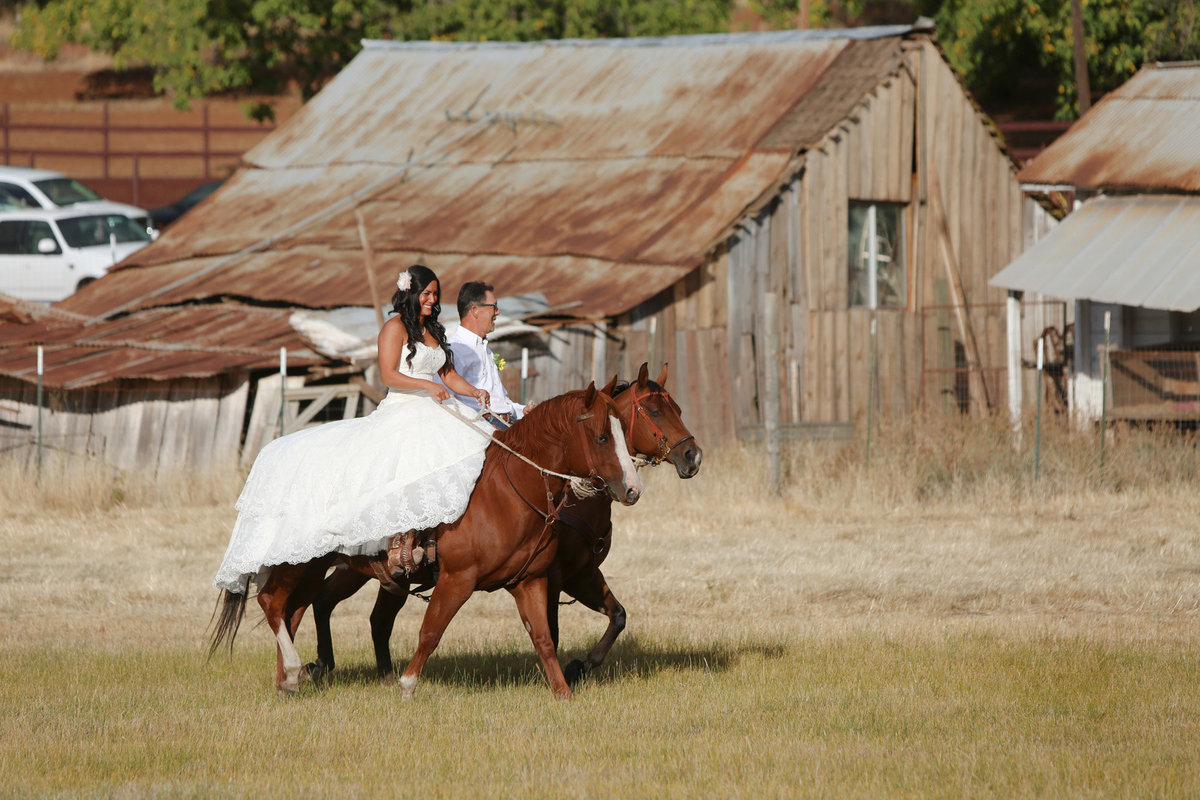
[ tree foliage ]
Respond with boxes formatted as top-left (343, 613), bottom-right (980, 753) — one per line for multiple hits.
top-left (10, 0), bottom-right (729, 117)
top-left (931, 0), bottom-right (1200, 118)
top-left (10, 0), bottom-right (1197, 120)
top-left (12, 0), bottom-right (391, 118)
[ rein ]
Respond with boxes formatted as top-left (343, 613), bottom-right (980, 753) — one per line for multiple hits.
top-left (431, 398), bottom-right (602, 499)
top-left (497, 410), bottom-right (607, 589)
top-left (432, 396), bottom-right (613, 590)
top-left (626, 385), bottom-right (696, 464)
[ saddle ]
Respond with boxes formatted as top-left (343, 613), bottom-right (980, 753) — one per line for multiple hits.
top-left (387, 530), bottom-right (438, 581)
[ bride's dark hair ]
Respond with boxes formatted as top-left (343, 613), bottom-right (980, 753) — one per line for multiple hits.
top-left (389, 264), bottom-right (453, 371)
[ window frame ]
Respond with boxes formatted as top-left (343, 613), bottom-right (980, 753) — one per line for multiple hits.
top-left (848, 200), bottom-right (907, 310)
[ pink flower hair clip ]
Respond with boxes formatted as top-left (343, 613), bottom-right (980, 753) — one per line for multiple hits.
top-left (396, 270), bottom-right (412, 291)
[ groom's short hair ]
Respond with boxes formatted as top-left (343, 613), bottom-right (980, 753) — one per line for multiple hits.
top-left (457, 281), bottom-right (495, 318)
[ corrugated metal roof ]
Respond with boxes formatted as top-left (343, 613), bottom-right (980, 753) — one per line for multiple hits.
top-left (54, 29), bottom-right (917, 321)
top-left (2, 28), bottom-right (933, 388)
top-left (0, 297), bottom-right (321, 388)
top-left (989, 195), bottom-right (1200, 311)
top-left (1018, 63), bottom-right (1200, 191)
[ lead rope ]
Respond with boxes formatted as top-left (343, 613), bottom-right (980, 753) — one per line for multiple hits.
top-left (427, 396), bottom-right (603, 498)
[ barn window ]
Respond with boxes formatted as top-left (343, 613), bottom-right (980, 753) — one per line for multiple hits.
top-left (848, 202), bottom-right (906, 309)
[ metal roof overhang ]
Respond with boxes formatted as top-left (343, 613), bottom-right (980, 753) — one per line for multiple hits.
top-left (989, 195), bottom-right (1200, 312)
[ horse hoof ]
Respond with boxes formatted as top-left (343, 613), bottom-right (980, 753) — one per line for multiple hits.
top-left (563, 659), bottom-right (588, 687)
top-left (306, 661), bottom-right (331, 683)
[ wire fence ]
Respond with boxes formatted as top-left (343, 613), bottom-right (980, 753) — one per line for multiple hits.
top-left (1108, 348), bottom-right (1200, 424)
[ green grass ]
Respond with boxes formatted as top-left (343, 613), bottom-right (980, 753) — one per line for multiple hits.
top-left (2, 632), bottom-right (1197, 798)
top-left (4, 426), bottom-right (1200, 798)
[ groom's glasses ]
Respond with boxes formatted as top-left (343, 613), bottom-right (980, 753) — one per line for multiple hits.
top-left (475, 303), bottom-right (498, 310)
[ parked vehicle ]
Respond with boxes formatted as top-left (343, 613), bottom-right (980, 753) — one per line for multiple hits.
top-left (0, 165), bottom-right (157, 237)
top-left (0, 209), bottom-right (153, 303)
top-left (148, 180), bottom-right (224, 228)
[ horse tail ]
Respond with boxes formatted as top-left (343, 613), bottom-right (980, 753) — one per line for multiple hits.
top-left (208, 588), bottom-right (249, 659)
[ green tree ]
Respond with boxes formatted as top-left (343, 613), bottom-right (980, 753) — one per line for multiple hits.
top-left (932, 0), bottom-right (1200, 118)
top-left (11, 0), bottom-right (392, 118)
top-left (11, 0), bottom-right (731, 117)
top-left (746, 0), bottom-right (1200, 119)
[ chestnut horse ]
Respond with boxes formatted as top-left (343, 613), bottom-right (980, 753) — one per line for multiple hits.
top-left (307, 363), bottom-right (702, 687)
top-left (209, 382), bottom-right (643, 699)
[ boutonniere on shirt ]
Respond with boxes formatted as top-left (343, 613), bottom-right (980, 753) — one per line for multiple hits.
top-left (493, 353), bottom-right (506, 372)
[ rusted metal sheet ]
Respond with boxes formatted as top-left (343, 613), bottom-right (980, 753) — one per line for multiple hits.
top-left (90, 29), bottom-right (923, 320)
top-left (2, 27), bottom-right (930, 390)
top-left (250, 34), bottom-right (857, 169)
top-left (58, 247), bottom-right (693, 320)
top-left (990, 195), bottom-right (1200, 311)
top-left (0, 299), bottom-right (320, 388)
top-left (1018, 63), bottom-right (1200, 191)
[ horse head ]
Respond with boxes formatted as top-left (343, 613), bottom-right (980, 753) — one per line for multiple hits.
top-left (605, 362), bottom-right (703, 479)
top-left (573, 381), bottom-right (643, 506)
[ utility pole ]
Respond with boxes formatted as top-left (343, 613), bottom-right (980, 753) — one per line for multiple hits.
top-left (1071, 0), bottom-right (1091, 114)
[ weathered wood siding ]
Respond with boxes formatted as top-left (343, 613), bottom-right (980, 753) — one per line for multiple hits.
top-left (518, 40), bottom-right (1047, 445)
top-left (0, 372), bottom-right (249, 473)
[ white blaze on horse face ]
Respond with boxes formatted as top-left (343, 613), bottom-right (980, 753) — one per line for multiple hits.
top-left (610, 415), bottom-right (643, 502)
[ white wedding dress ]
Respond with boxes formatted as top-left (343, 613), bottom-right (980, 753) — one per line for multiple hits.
top-left (213, 342), bottom-right (493, 593)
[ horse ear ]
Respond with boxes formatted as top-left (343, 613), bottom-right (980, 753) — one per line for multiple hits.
top-left (583, 381), bottom-right (597, 406)
top-left (637, 362), bottom-right (649, 385)
top-left (657, 362), bottom-right (669, 387)
top-left (601, 373), bottom-right (619, 396)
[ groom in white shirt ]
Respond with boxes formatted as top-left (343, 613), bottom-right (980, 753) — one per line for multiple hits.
top-left (445, 281), bottom-right (526, 428)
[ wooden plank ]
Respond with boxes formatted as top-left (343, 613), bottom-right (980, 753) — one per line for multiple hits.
top-left (134, 382), bottom-right (170, 470)
top-left (928, 161), bottom-right (991, 415)
top-left (686, 331), bottom-right (710, 443)
top-left (155, 380), bottom-right (192, 474)
top-left (241, 373), bottom-right (278, 466)
top-left (836, 309), bottom-right (850, 421)
top-left (212, 372), bottom-right (250, 468)
top-left (85, 383), bottom-right (119, 466)
top-left (713, 246), bottom-right (728, 330)
top-left (877, 82), bottom-right (893, 200)
top-left (848, 98), bottom-right (864, 198)
top-left (897, 74), bottom-right (915, 202)
top-left (707, 327), bottom-right (736, 443)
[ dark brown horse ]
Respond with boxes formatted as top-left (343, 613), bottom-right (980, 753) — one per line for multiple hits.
top-left (307, 363), bottom-right (702, 687)
top-left (209, 382), bottom-right (643, 698)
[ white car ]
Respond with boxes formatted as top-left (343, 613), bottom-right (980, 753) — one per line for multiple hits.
top-left (0, 208), bottom-right (153, 302)
top-left (0, 165), bottom-right (156, 237)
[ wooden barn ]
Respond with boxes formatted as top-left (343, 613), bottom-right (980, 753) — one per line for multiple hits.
top-left (0, 24), bottom-right (1053, 470)
top-left (992, 62), bottom-right (1200, 424)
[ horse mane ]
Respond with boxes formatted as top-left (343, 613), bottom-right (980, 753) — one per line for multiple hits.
top-left (494, 389), bottom-right (589, 457)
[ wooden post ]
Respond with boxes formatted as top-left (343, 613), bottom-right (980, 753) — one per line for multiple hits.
top-left (356, 210), bottom-right (385, 330)
top-left (36, 345), bottom-right (43, 480)
top-left (762, 291), bottom-right (781, 495)
top-left (591, 321), bottom-right (607, 383)
top-left (1006, 290), bottom-right (1024, 438)
top-left (928, 163), bottom-right (991, 416)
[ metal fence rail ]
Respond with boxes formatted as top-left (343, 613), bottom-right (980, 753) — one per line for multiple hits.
top-left (0, 102), bottom-right (278, 206)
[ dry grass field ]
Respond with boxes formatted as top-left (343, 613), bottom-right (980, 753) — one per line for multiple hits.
top-left (2, 416), bottom-right (1199, 798)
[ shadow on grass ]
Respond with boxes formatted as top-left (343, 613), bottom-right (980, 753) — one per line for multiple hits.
top-left (310, 636), bottom-right (790, 693)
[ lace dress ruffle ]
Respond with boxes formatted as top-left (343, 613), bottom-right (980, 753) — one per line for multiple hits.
top-left (213, 342), bottom-right (492, 593)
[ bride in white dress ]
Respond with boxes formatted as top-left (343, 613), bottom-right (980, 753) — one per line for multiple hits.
top-left (213, 265), bottom-right (494, 593)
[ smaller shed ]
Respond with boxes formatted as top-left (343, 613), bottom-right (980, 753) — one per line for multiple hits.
top-left (992, 62), bottom-right (1200, 423)
top-left (0, 294), bottom-right (325, 472)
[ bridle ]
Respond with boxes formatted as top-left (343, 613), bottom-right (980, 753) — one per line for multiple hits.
top-left (625, 384), bottom-right (695, 465)
top-left (499, 404), bottom-right (616, 588)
